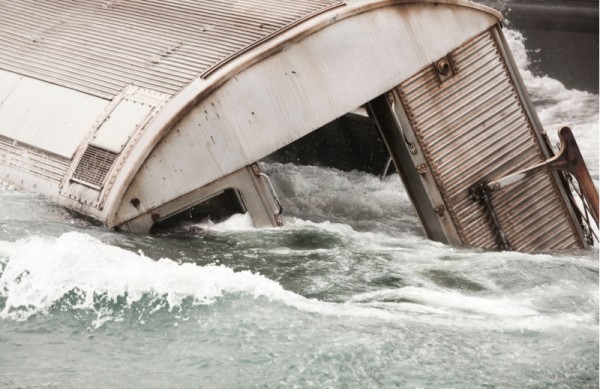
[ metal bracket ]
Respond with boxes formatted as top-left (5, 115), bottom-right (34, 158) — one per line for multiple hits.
top-left (434, 55), bottom-right (456, 83)
top-left (434, 205), bottom-right (446, 218)
top-left (251, 163), bottom-right (283, 225)
top-left (380, 156), bottom-right (394, 180)
top-left (485, 127), bottom-right (598, 226)
top-left (470, 126), bottom-right (599, 250)
top-left (471, 184), bottom-right (512, 251)
top-left (386, 92), bottom-right (417, 155)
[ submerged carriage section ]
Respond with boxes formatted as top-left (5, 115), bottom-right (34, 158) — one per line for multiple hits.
top-left (368, 29), bottom-right (587, 251)
top-left (0, 0), bottom-right (342, 223)
top-left (0, 0), bottom-right (594, 252)
top-left (107, 1), bottom-right (503, 232)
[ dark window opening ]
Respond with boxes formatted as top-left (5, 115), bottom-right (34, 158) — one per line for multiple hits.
top-left (151, 188), bottom-right (246, 232)
top-left (263, 111), bottom-right (394, 176)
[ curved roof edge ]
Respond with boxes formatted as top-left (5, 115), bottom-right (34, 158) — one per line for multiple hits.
top-left (102, 0), bottom-right (502, 225)
top-left (202, 0), bottom-right (503, 79)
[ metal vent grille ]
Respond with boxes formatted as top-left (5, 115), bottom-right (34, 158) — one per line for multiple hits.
top-left (398, 30), bottom-right (581, 252)
top-left (0, 0), bottom-right (342, 99)
top-left (72, 145), bottom-right (118, 189)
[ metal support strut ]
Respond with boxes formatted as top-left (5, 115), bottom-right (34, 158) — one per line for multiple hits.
top-left (471, 126), bottom-right (599, 250)
top-left (251, 163), bottom-right (284, 226)
top-left (486, 127), bottom-right (598, 226)
top-left (380, 156), bottom-right (394, 179)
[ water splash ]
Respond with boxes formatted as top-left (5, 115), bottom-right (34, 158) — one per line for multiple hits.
top-left (504, 29), bottom-right (599, 176)
top-left (0, 232), bottom-right (292, 321)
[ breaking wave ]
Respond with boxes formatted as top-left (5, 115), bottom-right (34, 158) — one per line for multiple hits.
top-left (0, 232), bottom-right (296, 322)
top-left (505, 29), bottom-right (599, 177)
top-left (0, 229), bottom-right (596, 334)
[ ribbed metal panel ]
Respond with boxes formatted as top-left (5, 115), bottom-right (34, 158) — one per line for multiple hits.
top-left (72, 145), bottom-right (118, 189)
top-left (0, 0), bottom-right (342, 99)
top-left (0, 135), bottom-right (71, 182)
top-left (398, 31), bottom-right (581, 252)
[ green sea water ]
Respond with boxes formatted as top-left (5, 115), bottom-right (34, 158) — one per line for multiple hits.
top-left (0, 29), bottom-right (598, 388)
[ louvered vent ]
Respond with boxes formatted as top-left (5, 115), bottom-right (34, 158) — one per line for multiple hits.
top-left (397, 30), bottom-right (581, 252)
top-left (71, 145), bottom-right (118, 189)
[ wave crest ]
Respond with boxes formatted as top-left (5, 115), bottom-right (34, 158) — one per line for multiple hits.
top-left (0, 232), bottom-right (292, 321)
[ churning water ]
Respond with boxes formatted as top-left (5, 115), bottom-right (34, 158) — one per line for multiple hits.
top-left (0, 30), bottom-right (598, 388)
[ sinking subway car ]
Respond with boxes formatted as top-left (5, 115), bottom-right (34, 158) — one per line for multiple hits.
top-left (0, 0), bottom-right (597, 252)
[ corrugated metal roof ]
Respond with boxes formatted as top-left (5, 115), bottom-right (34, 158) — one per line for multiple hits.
top-left (0, 0), bottom-right (342, 99)
top-left (398, 30), bottom-right (581, 252)
top-left (0, 134), bottom-right (71, 182)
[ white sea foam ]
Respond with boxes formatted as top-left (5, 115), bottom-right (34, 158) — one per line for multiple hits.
top-left (0, 232), bottom-right (291, 320)
top-left (0, 180), bottom-right (17, 191)
top-left (350, 286), bottom-right (537, 317)
top-left (0, 231), bottom-right (595, 333)
top-left (264, 163), bottom-right (420, 235)
top-left (0, 232), bottom-right (403, 323)
top-left (188, 212), bottom-right (256, 232)
top-left (505, 29), bottom-right (599, 176)
top-left (349, 284), bottom-right (597, 332)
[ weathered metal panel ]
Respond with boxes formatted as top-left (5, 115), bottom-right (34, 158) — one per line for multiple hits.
top-left (0, 0), bottom-right (342, 99)
top-left (0, 134), bottom-right (71, 183)
top-left (397, 29), bottom-right (583, 251)
top-left (91, 99), bottom-right (154, 154)
top-left (0, 70), bottom-right (109, 158)
top-left (56, 86), bottom-right (170, 210)
top-left (368, 91), bottom-right (464, 246)
top-left (0, 71), bottom-right (21, 103)
top-left (110, 4), bottom-right (501, 226)
top-left (121, 164), bottom-right (282, 232)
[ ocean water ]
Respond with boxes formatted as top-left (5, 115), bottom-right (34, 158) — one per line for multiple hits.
top-left (0, 29), bottom-right (598, 388)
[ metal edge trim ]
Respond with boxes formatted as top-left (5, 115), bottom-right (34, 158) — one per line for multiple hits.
top-left (491, 27), bottom-right (587, 249)
top-left (200, 2), bottom-right (347, 79)
top-left (201, 0), bottom-right (502, 78)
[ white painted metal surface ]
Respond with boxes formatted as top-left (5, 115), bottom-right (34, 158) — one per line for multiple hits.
top-left (111, 1), bottom-right (500, 226)
top-left (92, 100), bottom-right (153, 154)
top-left (0, 0), bottom-right (524, 242)
top-left (57, 86), bottom-right (171, 210)
top-left (0, 70), bottom-right (109, 158)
